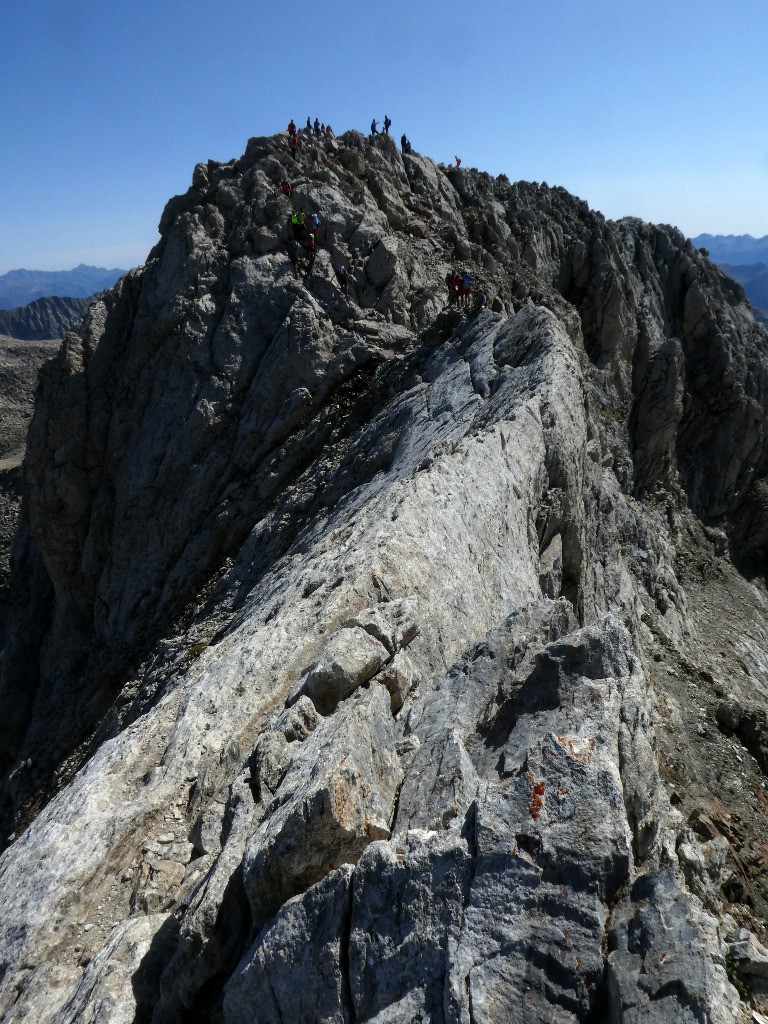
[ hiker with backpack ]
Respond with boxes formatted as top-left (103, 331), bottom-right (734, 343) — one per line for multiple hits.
top-left (461, 271), bottom-right (472, 307)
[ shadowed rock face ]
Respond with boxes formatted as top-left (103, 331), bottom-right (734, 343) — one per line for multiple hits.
top-left (0, 130), bottom-right (767, 1023)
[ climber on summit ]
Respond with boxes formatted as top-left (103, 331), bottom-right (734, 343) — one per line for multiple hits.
top-left (371, 118), bottom-right (379, 136)
top-left (401, 134), bottom-right (411, 154)
top-left (288, 119), bottom-right (296, 138)
top-left (306, 116), bottom-right (312, 132)
top-left (383, 115), bottom-right (392, 134)
top-left (455, 156), bottom-right (462, 167)
top-left (314, 117), bottom-right (321, 136)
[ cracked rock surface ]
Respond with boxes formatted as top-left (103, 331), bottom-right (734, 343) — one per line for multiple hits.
top-left (0, 129), bottom-right (767, 1022)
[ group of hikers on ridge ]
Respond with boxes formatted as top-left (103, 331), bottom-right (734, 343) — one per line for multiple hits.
top-left (287, 118), bottom-right (334, 158)
top-left (446, 269), bottom-right (487, 313)
top-left (279, 119), bottom-right (488, 310)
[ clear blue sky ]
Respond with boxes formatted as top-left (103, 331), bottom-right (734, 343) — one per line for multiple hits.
top-left (2, 0), bottom-right (767, 273)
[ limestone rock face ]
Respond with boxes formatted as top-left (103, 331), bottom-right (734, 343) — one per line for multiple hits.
top-left (1, 129), bottom-right (768, 1023)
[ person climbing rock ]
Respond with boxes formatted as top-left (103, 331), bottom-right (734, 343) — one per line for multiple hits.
top-left (291, 132), bottom-right (300, 158)
top-left (455, 156), bottom-right (462, 167)
top-left (383, 115), bottom-right (392, 134)
top-left (371, 118), bottom-right (379, 136)
top-left (297, 208), bottom-right (306, 238)
top-left (336, 264), bottom-right (348, 293)
top-left (280, 180), bottom-right (292, 196)
top-left (288, 119), bottom-right (296, 138)
top-left (306, 232), bottom-right (316, 275)
top-left (288, 238), bottom-right (300, 277)
top-left (311, 212), bottom-right (322, 240)
top-left (473, 291), bottom-right (487, 314)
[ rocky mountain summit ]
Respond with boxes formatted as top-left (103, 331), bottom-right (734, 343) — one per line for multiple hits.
top-left (1, 128), bottom-right (768, 1023)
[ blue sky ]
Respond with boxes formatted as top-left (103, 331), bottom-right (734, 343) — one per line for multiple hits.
top-left (1, 0), bottom-right (767, 273)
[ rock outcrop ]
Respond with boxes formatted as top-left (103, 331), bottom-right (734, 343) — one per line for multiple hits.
top-left (1, 128), bottom-right (767, 1023)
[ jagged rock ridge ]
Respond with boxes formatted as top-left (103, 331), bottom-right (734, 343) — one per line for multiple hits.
top-left (1, 129), bottom-right (768, 1023)
top-left (0, 295), bottom-right (88, 340)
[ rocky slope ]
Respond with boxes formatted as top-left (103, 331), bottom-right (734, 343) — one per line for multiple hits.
top-left (0, 334), bottom-right (60, 623)
top-left (1, 129), bottom-right (768, 1023)
top-left (0, 295), bottom-right (89, 340)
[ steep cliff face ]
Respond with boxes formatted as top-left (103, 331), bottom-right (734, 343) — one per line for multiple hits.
top-left (1, 130), bottom-right (768, 1023)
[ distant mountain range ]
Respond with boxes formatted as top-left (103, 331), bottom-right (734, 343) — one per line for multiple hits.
top-left (691, 234), bottom-right (768, 323)
top-left (0, 264), bottom-right (124, 311)
top-left (691, 233), bottom-right (768, 265)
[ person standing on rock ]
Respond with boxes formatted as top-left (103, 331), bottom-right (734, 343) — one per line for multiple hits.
top-left (291, 132), bottom-right (300, 158)
top-left (445, 270), bottom-right (458, 305)
top-left (314, 117), bottom-right (321, 136)
top-left (297, 208), bottom-right (307, 239)
top-left (383, 115), bottom-right (392, 134)
top-left (455, 156), bottom-right (462, 167)
top-left (288, 119), bottom-right (296, 138)
top-left (336, 264), bottom-right (349, 293)
top-left (306, 116), bottom-right (312, 133)
top-left (371, 118), bottom-right (379, 136)
top-left (462, 271), bottom-right (472, 308)
top-left (305, 233), bottom-right (316, 276)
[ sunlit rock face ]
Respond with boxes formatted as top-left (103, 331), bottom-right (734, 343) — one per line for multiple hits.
top-left (1, 129), bottom-right (767, 1023)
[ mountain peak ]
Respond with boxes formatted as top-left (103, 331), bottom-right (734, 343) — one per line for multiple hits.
top-left (1, 128), bottom-right (767, 1023)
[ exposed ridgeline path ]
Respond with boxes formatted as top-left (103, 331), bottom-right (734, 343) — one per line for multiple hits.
top-left (1, 130), bottom-right (768, 1022)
